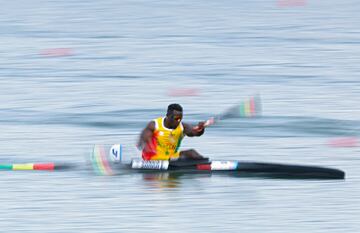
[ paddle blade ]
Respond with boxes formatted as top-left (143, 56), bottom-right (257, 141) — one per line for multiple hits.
top-left (219, 95), bottom-right (262, 120)
top-left (89, 144), bottom-right (137, 175)
top-left (90, 144), bottom-right (115, 176)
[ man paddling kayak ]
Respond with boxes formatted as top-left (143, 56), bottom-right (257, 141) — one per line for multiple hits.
top-left (137, 104), bottom-right (206, 160)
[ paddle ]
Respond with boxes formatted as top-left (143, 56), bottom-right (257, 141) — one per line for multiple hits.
top-left (194, 95), bottom-right (262, 130)
top-left (0, 162), bottom-right (76, 171)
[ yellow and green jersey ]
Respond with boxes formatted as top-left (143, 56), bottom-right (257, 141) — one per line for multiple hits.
top-left (142, 117), bottom-right (184, 160)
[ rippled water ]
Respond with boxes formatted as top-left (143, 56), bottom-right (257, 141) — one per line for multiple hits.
top-left (1, 0), bottom-right (360, 232)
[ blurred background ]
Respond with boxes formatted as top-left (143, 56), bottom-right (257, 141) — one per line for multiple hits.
top-left (0, 0), bottom-right (359, 232)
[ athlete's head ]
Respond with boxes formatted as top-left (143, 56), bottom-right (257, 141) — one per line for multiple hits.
top-left (166, 103), bottom-right (183, 128)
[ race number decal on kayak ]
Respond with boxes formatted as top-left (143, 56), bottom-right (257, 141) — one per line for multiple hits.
top-left (210, 161), bottom-right (238, 170)
top-left (131, 159), bottom-right (169, 170)
top-left (109, 144), bottom-right (122, 162)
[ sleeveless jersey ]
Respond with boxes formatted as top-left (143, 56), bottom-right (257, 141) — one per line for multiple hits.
top-left (142, 117), bottom-right (184, 160)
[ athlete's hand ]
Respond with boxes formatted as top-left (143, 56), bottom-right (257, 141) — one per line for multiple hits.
top-left (193, 121), bottom-right (206, 132)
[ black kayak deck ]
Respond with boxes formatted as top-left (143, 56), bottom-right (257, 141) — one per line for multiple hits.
top-left (117, 159), bottom-right (345, 180)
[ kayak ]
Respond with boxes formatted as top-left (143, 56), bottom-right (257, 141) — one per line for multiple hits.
top-left (90, 145), bottom-right (345, 179)
top-left (113, 158), bottom-right (345, 179)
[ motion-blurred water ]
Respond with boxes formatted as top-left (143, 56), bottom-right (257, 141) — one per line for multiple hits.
top-left (1, 0), bottom-right (359, 232)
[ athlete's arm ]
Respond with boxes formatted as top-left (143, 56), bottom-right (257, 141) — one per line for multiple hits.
top-left (137, 121), bottom-right (155, 149)
top-left (183, 122), bottom-right (205, 137)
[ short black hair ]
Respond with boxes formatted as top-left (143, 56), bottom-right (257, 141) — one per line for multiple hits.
top-left (167, 103), bottom-right (183, 115)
